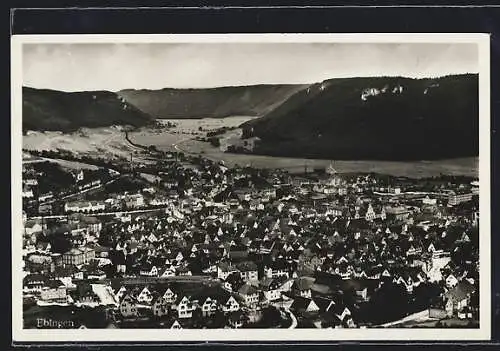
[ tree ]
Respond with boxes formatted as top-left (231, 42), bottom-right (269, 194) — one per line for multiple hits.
top-left (208, 137), bottom-right (220, 147)
top-left (49, 234), bottom-right (72, 254)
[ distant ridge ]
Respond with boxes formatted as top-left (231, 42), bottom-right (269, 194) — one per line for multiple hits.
top-left (117, 84), bottom-right (307, 119)
top-left (240, 74), bottom-right (479, 161)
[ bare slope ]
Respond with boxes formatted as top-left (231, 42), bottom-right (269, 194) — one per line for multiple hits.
top-left (117, 84), bottom-right (307, 119)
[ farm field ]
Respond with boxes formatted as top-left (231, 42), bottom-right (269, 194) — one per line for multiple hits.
top-left (131, 118), bottom-right (479, 178)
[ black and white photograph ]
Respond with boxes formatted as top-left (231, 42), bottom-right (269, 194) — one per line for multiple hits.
top-left (11, 33), bottom-right (491, 342)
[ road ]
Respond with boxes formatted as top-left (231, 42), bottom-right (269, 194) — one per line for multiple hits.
top-left (376, 309), bottom-right (431, 328)
top-left (272, 302), bottom-right (297, 329)
top-left (285, 306), bottom-right (298, 329)
top-left (27, 206), bottom-right (172, 220)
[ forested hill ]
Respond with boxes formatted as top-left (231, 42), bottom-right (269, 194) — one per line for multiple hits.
top-left (23, 87), bottom-right (154, 132)
top-left (241, 74), bottom-right (478, 161)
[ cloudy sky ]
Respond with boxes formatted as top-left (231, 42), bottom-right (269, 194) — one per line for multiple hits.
top-left (22, 42), bottom-right (478, 92)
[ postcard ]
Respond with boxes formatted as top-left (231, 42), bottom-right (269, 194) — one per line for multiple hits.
top-left (11, 33), bottom-right (491, 342)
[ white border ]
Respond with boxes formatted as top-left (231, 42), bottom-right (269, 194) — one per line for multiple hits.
top-left (11, 33), bottom-right (491, 342)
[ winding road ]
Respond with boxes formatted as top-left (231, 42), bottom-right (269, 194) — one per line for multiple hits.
top-left (272, 302), bottom-right (297, 329)
top-left (285, 306), bottom-right (298, 329)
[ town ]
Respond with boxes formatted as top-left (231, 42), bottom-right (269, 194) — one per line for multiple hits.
top-left (21, 142), bottom-right (480, 329)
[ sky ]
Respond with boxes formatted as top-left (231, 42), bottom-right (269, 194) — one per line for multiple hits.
top-left (22, 42), bottom-right (479, 92)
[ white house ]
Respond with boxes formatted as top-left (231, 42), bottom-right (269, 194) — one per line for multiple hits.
top-left (177, 296), bottom-right (196, 319)
top-left (137, 286), bottom-right (154, 304)
top-left (222, 295), bottom-right (240, 313)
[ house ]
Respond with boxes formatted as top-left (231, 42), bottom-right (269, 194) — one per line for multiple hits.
top-left (385, 206), bottom-right (411, 221)
top-left (82, 217), bottom-right (102, 234)
top-left (119, 294), bottom-right (138, 318)
top-left (137, 286), bottom-right (154, 304)
top-left (177, 296), bottom-right (196, 319)
top-left (35, 241), bottom-right (51, 253)
top-left (448, 191), bottom-right (473, 206)
top-left (162, 287), bottom-right (178, 304)
top-left (52, 266), bottom-right (77, 288)
top-left (224, 272), bottom-right (245, 292)
top-left (64, 201), bottom-right (106, 213)
top-left (125, 194), bottom-right (145, 208)
top-left (74, 283), bottom-right (100, 304)
top-left (264, 260), bottom-right (289, 279)
top-left (222, 295), bottom-right (240, 313)
top-left (236, 261), bottom-right (258, 282)
top-left (159, 267), bottom-right (176, 278)
top-left (217, 262), bottom-right (239, 280)
top-left (152, 296), bottom-right (170, 317)
top-left (24, 178), bottom-right (38, 186)
top-left (393, 271), bottom-right (426, 293)
top-left (169, 320), bottom-right (183, 329)
top-left (176, 266), bottom-right (192, 276)
top-left (201, 297), bottom-right (219, 317)
top-left (86, 269), bottom-right (107, 281)
top-left (445, 280), bottom-right (476, 317)
top-left (314, 296), bottom-right (343, 327)
top-left (237, 283), bottom-right (259, 307)
top-left (62, 248), bottom-right (85, 266)
top-left (422, 196), bottom-right (437, 205)
top-left (38, 192), bottom-right (54, 202)
top-left (25, 252), bottom-right (57, 273)
top-left (73, 170), bottom-right (84, 182)
top-left (291, 277), bottom-right (315, 299)
top-left (114, 286), bottom-right (128, 302)
top-left (325, 205), bottom-right (344, 217)
top-left (445, 273), bottom-right (459, 288)
top-left (290, 296), bottom-right (320, 314)
top-left (80, 247), bottom-right (96, 263)
top-left (38, 203), bottom-right (53, 215)
top-left (24, 220), bottom-right (44, 236)
top-left (260, 277), bottom-right (282, 302)
top-left (23, 273), bottom-right (49, 293)
top-left (140, 265), bottom-right (159, 277)
top-left (332, 304), bottom-right (356, 328)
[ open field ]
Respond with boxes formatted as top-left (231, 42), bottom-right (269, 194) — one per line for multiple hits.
top-left (24, 117), bottom-right (479, 178)
top-left (156, 116), bottom-right (255, 130)
top-left (132, 118), bottom-right (479, 178)
top-left (29, 158), bottom-right (101, 170)
top-left (200, 154), bottom-right (479, 178)
top-left (23, 127), bottom-right (137, 159)
top-left (130, 116), bottom-right (255, 152)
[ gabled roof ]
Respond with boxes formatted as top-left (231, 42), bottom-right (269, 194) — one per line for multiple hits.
top-left (290, 296), bottom-right (317, 312)
top-left (314, 296), bottom-right (336, 313)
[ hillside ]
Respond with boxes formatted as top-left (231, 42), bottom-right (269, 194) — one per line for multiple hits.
top-left (23, 87), bottom-right (154, 132)
top-left (117, 84), bottom-right (307, 119)
top-left (241, 74), bottom-right (479, 161)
